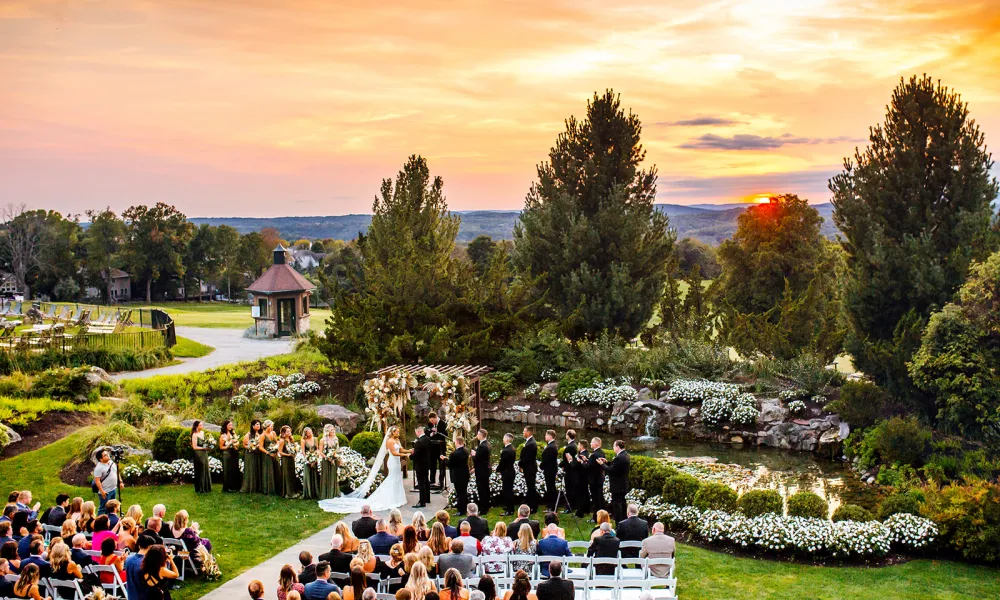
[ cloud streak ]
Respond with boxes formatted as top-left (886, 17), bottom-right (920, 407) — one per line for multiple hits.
top-left (661, 116), bottom-right (744, 127)
top-left (679, 133), bottom-right (865, 151)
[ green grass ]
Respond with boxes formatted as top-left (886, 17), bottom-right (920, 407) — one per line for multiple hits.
top-left (448, 507), bottom-right (1000, 599)
top-left (122, 302), bottom-right (332, 334)
top-left (173, 336), bottom-right (215, 358)
top-left (0, 430), bottom-right (341, 599)
top-left (0, 397), bottom-right (112, 429)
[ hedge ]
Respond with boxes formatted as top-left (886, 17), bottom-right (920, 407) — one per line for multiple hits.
top-left (787, 491), bottom-right (829, 519)
top-left (693, 482), bottom-right (738, 512)
top-left (737, 489), bottom-right (784, 517)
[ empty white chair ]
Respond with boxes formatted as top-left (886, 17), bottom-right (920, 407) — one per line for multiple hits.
top-left (645, 577), bottom-right (678, 600)
top-left (45, 577), bottom-right (85, 600)
top-left (42, 524), bottom-right (62, 541)
top-left (88, 564), bottom-right (127, 599)
top-left (617, 580), bottom-right (647, 600)
top-left (618, 541), bottom-right (643, 555)
top-left (618, 557), bottom-right (646, 580)
top-left (586, 579), bottom-right (618, 600)
top-left (567, 541), bottom-right (590, 553)
top-left (563, 555), bottom-right (591, 581)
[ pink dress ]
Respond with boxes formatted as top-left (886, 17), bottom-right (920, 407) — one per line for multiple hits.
top-left (92, 530), bottom-right (118, 551)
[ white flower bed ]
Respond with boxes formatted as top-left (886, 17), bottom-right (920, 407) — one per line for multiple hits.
top-left (230, 373), bottom-right (321, 407)
top-left (569, 381), bottom-right (638, 408)
top-left (885, 512), bottom-right (938, 549)
top-left (125, 457), bottom-right (222, 482)
top-left (779, 389), bottom-right (807, 402)
top-left (700, 392), bottom-right (759, 427)
top-left (666, 379), bottom-right (741, 404)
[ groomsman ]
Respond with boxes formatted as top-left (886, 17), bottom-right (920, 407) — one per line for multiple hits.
top-left (497, 433), bottom-right (516, 516)
top-left (472, 429), bottom-right (492, 513)
top-left (446, 436), bottom-right (471, 515)
top-left (427, 412), bottom-right (448, 488)
top-left (520, 427), bottom-right (539, 513)
top-left (588, 437), bottom-right (607, 520)
top-left (574, 439), bottom-right (591, 519)
top-left (598, 439), bottom-right (631, 522)
top-left (541, 430), bottom-right (559, 510)
top-left (560, 430), bottom-right (578, 514)
top-left (411, 426), bottom-right (433, 508)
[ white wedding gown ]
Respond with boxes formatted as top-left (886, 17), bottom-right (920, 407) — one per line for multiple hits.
top-left (318, 436), bottom-right (407, 513)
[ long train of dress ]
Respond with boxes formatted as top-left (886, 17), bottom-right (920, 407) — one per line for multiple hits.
top-left (318, 440), bottom-right (407, 513)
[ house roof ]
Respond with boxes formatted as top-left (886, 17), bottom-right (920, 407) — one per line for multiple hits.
top-left (109, 268), bottom-right (130, 279)
top-left (247, 263), bottom-right (316, 294)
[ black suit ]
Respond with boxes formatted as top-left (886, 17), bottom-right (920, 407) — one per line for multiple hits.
top-left (412, 434), bottom-right (434, 505)
top-left (428, 419), bottom-right (448, 486)
top-left (616, 515), bottom-right (649, 558)
top-left (459, 514), bottom-right (489, 540)
top-left (587, 534), bottom-right (621, 575)
top-left (46, 505), bottom-right (68, 527)
top-left (473, 439), bottom-right (492, 513)
top-left (560, 441), bottom-right (578, 512)
top-left (536, 577), bottom-right (574, 600)
top-left (574, 449), bottom-right (591, 518)
top-left (520, 437), bottom-right (539, 511)
top-left (541, 440), bottom-right (559, 509)
top-left (506, 518), bottom-right (540, 541)
top-left (352, 516), bottom-right (377, 540)
top-left (318, 549), bottom-right (353, 577)
top-left (602, 450), bottom-right (630, 522)
top-left (448, 446), bottom-right (471, 513)
top-left (298, 563), bottom-right (318, 585)
top-left (497, 443), bottom-right (516, 513)
top-left (588, 446), bottom-right (607, 517)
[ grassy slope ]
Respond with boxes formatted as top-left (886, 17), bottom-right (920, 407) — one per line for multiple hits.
top-left (172, 336), bottom-right (215, 358)
top-left (448, 507), bottom-right (999, 599)
top-left (123, 302), bottom-right (332, 334)
top-left (0, 430), bottom-right (340, 599)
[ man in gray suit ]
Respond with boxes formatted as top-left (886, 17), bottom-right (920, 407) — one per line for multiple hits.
top-left (437, 539), bottom-right (476, 579)
top-left (640, 522), bottom-right (676, 577)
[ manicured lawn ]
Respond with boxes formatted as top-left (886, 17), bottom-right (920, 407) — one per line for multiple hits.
top-left (123, 302), bottom-right (332, 334)
top-left (0, 429), bottom-right (341, 599)
top-left (447, 507), bottom-right (1000, 599)
top-left (172, 336), bottom-right (215, 358)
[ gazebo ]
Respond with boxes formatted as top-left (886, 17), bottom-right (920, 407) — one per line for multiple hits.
top-left (370, 364), bottom-right (492, 437)
top-left (248, 245), bottom-right (316, 337)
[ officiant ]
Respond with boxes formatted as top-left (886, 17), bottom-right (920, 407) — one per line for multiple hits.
top-left (427, 412), bottom-right (448, 488)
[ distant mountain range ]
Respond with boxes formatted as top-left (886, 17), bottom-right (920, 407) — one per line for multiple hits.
top-left (190, 202), bottom-right (839, 246)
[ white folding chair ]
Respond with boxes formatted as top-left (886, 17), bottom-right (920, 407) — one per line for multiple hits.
top-left (465, 577), bottom-right (480, 589)
top-left (479, 553), bottom-right (509, 577)
top-left (534, 555), bottom-right (566, 579)
top-left (617, 580), bottom-right (646, 600)
top-left (644, 558), bottom-right (675, 579)
top-left (162, 537), bottom-right (198, 580)
top-left (589, 557), bottom-right (619, 580)
top-left (567, 541), bottom-right (590, 554)
top-left (587, 579), bottom-right (619, 600)
top-left (3, 574), bottom-right (18, 583)
top-left (88, 564), bottom-right (127, 599)
top-left (618, 557), bottom-right (646, 580)
top-left (618, 541), bottom-right (643, 557)
top-left (493, 577), bottom-right (513, 591)
top-left (45, 577), bottom-right (85, 600)
top-left (563, 555), bottom-right (591, 581)
top-left (644, 578), bottom-right (678, 600)
top-left (377, 595), bottom-right (396, 600)
top-left (83, 550), bottom-right (101, 558)
top-left (376, 554), bottom-right (392, 563)
top-left (42, 524), bottom-right (62, 541)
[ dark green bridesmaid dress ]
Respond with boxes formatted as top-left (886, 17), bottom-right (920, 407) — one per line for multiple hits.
top-left (241, 436), bottom-right (261, 494)
top-left (280, 439), bottom-right (300, 499)
top-left (261, 435), bottom-right (279, 496)
top-left (192, 434), bottom-right (212, 494)
top-left (222, 435), bottom-right (242, 492)
top-left (301, 439), bottom-right (320, 500)
top-left (320, 439), bottom-right (340, 499)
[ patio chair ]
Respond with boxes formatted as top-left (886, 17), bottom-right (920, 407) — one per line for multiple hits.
top-left (644, 578), bottom-right (678, 600)
top-left (61, 308), bottom-right (78, 323)
top-left (76, 309), bottom-right (92, 327)
top-left (644, 558), bottom-right (675, 579)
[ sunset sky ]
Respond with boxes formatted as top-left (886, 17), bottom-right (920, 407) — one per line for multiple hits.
top-left (1, 0), bottom-right (999, 217)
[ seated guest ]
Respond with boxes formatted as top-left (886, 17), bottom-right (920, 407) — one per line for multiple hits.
top-left (43, 494), bottom-right (70, 527)
top-left (510, 525), bottom-right (536, 574)
top-left (15, 491), bottom-right (40, 520)
top-left (319, 534), bottom-right (353, 577)
top-left (426, 523), bottom-right (451, 556)
top-left (616, 504), bottom-right (649, 558)
top-left (146, 504), bottom-right (168, 536)
top-left (355, 540), bottom-right (378, 573)
top-left (18, 522), bottom-right (42, 558)
top-left (502, 570), bottom-right (536, 600)
top-left (91, 515), bottom-right (118, 550)
top-left (337, 522), bottom-right (361, 553)
top-left (299, 551), bottom-right (318, 585)
top-left (454, 522), bottom-right (481, 556)
top-left (477, 575), bottom-right (497, 600)
top-left (439, 568), bottom-right (469, 600)
top-left (11, 563), bottom-right (46, 600)
top-left (480, 523), bottom-right (514, 574)
top-left (376, 544), bottom-right (406, 591)
top-left (47, 542), bottom-right (84, 581)
top-left (396, 590), bottom-right (413, 600)
top-left (140, 544), bottom-right (179, 599)
top-left (70, 534), bottom-right (94, 568)
top-left (535, 561), bottom-right (573, 600)
top-left (417, 547), bottom-right (438, 578)
top-left (119, 505), bottom-right (144, 534)
top-left (369, 519), bottom-right (400, 555)
top-left (363, 589), bottom-right (377, 600)
top-left (1, 540), bottom-right (21, 572)
top-left (403, 561), bottom-right (436, 600)
top-left (144, 516), bottom-right (165, 545)
top-left (507, 506), bottom-right (540, 541)
top-left (0, 505), bottom-right (14, 524)
top-left (0, 521), bottom-right (12, 547)
top-left (66, 498), bottom-right (83, 524)
top-left (589, 510), bottom-right (614, 541)
top-left (411, 512), bottom-right (430, 542)
top-left (640, 522), bottom-right (676, 576)
top-left (248, 579), bottom-right (265, 600)
top-left (170, 509), bottom-right (213, 569)
top-left (97, 537), bottom-right (125, 585)
top-left (104, 500), bottom-right (122, 529)
top-left (0, 559), bottom-right (14, 597)
top-left (434, 511), bottom-right (458, 539)
top-left (124, 534), bottom-right (155, 600)
top-left (437, 540), bottom-right (475, 579)
top-left (388, 509), bottom-right (405, 538)
top-left (341, 566), bottom-right (368, 600)
top-left (278, 563), bottom-right (306, 600)
top-left (402, 526), bottom-right (419, 556)
top-left (539, 513), bottom-right (564, 539)
top-left (77, 501), bottom-right (97, 534)
top-left (586, 523), bottom-right (620, 576)
top-left (10, 511), bottom-right (29, 540)
top-left (303, 562), bottom-right (341, 600)
top-left (117, 517), bottom-right (138, 552)
top-left (20, 538), bottom-right (50, 578)
top-left (59, 519), bottom-right (77, 544)
top-left (458, 504), bottom-right (488, 540)
top-left (536, 524), bottom-right (570, 577)
top-left (352, 506), bottom-right (378, 540)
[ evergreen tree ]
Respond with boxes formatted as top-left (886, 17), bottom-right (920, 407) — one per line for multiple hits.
top-left (514, 90), bottom-right (675, 340)
top-left (830, 75), bottom-right (999, 405)
top-left (467, 235), bottom-right (498, 276)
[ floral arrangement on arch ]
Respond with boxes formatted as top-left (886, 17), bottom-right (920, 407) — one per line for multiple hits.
top-left (362, 370), bottom-right (417, 432)
top-left (423, 367), bottom-right (476, 435)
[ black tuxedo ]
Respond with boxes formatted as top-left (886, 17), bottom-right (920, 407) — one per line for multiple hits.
top-left (412, 434), bottom-right (434, 505)
top-left (536, 577), bottom-right (574, 600)
top-left (587, 534), bottom-right (621, 575)
top-left (506, 517), bottom-right (540, 541)
top-left (459, 514), bottom-right (489, 540)
top-left (496, 444), bottom-right (516, 513)
top-left (427, 418), bottom-right (448, 485)
top-left (616, 515), bottom-right (649, 558)
top-left (574, 448), bottom-right (591, 517)
top-left (318, 549), bottom-right (353, 577)
top-left (588, 446), bottom-right (607, 516)
top-left (473, 439), bottom-right (492, 512)
top-left (298, 563), bottom-right (318, 585)
top-left (540, 440), bottom-right (559, 509)
top-left (352, 516), bottom-right (377, 540)
top-left (448, 445), bottom-right (471, 513)
top-left (602, 450), bottom-right (630, 522)
top-left (520, 437), bottom-right (539, 511)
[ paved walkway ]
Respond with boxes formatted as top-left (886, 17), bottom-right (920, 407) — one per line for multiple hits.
top-left (114, 327), bottom-right (294, 380)
top-left (201, 471), bottom-right (448, 600)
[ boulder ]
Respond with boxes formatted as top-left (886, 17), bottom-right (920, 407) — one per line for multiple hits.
top-left (634, 399), bottom-right (671, 413)
top-left (541, 382), bottom-right (559, 398)
top-left (85, 367), bottom-right (115, 387)
top-left (662, 403), bottom-right (689, 421)
top-left (758, 400), bottom-right (787, 425)
top-left (314, 404), bottom-right (362, 434)
top-left (180, 419), bottom-right (221, 433)
top-left (637, 387), bottom-right (653, 401)
top-left (1, 423), bottom-right (21, 448)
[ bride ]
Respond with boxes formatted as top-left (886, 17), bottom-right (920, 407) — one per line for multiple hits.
top-left (319, 426), bottom-right (413, 513)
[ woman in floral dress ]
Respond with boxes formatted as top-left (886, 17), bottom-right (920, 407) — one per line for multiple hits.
top-left (318, 425), bottom-right (341, 499)
top-left (241, 419), bottom-right (262, 494)
top-left (300, 427), bottom-right (320, 500)
top-left (258, 420), bottom-right (281, 496)
top-left (480, 522), bottom-right (515, 574)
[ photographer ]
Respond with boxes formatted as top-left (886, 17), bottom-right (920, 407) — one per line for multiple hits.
top-left (93, 449), bottom-right (122, 516)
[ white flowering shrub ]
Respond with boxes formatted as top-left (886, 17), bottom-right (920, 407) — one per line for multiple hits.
top-left (700, 393), bottom-right (758, 427)
top-left (524, 384), bottom-right (541, 399)
top-left (811, 395), bottom-right (827, 405)
top-left (885, 513), bottom-right (938, 549)
top-left (787, 400), bottom-right (807, 415)
top-left (730, 393), bottom-right (759, 425)
top-left (779, 389), bottom-right (808, 402)
top-left (568, 381), bottom-right (638, 408)
top-left (700, 397), bottom-right (731, 427)
top-left (124, 458), bottom-right (222, 482)
top-left (230, 373), bottom-right (321, 407)
top-left (667, 380), bottom-right (740, 404)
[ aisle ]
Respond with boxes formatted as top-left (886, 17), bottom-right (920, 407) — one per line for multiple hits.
top-left (199, 471), bottom-right (448, 600)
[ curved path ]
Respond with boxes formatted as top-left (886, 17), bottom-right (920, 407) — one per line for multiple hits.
top-left (114, 326), bottom-right (294, 380)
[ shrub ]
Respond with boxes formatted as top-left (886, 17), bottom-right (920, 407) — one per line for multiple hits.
top-left (827, 380), bottom-right (891, 430)
top-left (857, 416), bottom-right (932, 470)
top-left (31, 367), bottom-right (93, 401)
top-left (480, 371), bottom-right (516, 403)
top-left (693, 482), bottom-right (738, 512)
top-left (737, 489), bottom-right (783, 517)
top-left (661, 473), bottom-right (702, 506)
top-left (175, 428), bottom-right (196, 462)
top-left (350, 430), bottom-right (383, 458)
top-left (152, 426), bottom-right (187, 462)
top-left (267, 404), bottom-right (324, 435)
top-left (877, 490), bottom-right (924, 520)
top-left (920, 481), bottom-right (1000, 563)
top-left (832, 504), bottom-right (875, 522)
top-left (641, 460), bottom-right (678, 495)
top-left (337, 433), bottom-right (350, 448)
top-left (109, 400), bottom-right (155, 429)
top-left (557, 368), bottom-right (601, 400)
top-left (0, 373), bottom-right (30, 397)
top-left (80, 421), bottom-right (147, 460)
top-left (787, 491), bottom-right (829, 519)
top-left (498, 327), bottom-right (575, 383)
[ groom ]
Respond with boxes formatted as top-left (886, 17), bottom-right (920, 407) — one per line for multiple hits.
top-left (412, 426), bottom-right (433, 508)
top-left (427, 412), bottom-right (448, 488)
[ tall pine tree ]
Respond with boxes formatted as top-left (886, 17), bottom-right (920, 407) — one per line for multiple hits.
top-left (514, 90), bottom-right (675, 340)
top-left (830, 75), bottom-right (999, 406)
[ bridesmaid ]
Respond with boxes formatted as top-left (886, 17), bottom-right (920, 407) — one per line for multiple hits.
top-left (300, 427), bottom-right (320, 500)
top-left (258, 420), bottom-right (280, 496)
top-left (190, 421), bottom-right (212, 494)
top-left (319, 424), bottom-right (341, 499)
top-left (241, 419), bottom-right (262, 494)
top-left (219, 420), bottom-right (242, 492)
top-left (278, 425), bottom-right (300, 499)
